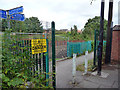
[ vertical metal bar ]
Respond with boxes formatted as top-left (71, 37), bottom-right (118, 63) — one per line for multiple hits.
top-left (39, 53), bottom-right (41, 74)
top-left (27, 40), bottom-right (30, 77)
top-left (19, 40), bottom-right (22, 67)
top-left (36, 53), bottom-right (38, 77)
top-left (97, 0), bottom-right (105, 76)
top-left (29, 40), bottom-right (32, 76)
top-left (43, 52), bottom-right (46, 84)
top-left (94, 30), bottom-right (97, 66)
top-left (6, 11), bottom-right (10, 31)
top-left (105, 0), bottom-right (113, 64)
top-left (46, 39), bottom-right (49, 86)
top-left (33, 54), bottom-right (35, 77)
top-left (22, 40), bottom-right (25, 75)
top-left (24, 40), bottom-right (27, 76)
top-left (52, 21), bottom-right (56, 88)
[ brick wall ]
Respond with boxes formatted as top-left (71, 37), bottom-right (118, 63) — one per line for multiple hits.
top-left (118, 31), bottom-right (120, 61)
top-left (111, 25), bottom-right (120, 61)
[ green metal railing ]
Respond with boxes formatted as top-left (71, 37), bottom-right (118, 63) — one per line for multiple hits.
top-left (67, 41), bottom-right (92, 57)
top-left (11, 38), bottom-right (49, 86)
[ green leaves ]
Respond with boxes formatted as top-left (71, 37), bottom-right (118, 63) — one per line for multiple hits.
top-left (2, 73), bottom-right (10, 82)
top-left (8, 78), bottom-right (23, 87)
top-left (24, 17), bottom-right (43, 33)
top-left (2, 31), bottom-right (53, 88)
top-left (83, 16), bottom-right (108, 40)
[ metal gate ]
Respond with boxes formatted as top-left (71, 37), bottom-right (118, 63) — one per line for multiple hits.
top-left (10, 32), bottom-right (50, 86)
top-left (2, 21), bottom-right (56, 88)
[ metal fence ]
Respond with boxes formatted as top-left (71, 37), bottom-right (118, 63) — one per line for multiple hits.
top-left (67, 41), bottom-right (92, 57)
top-left (8, 33), bottom-right (50, 86)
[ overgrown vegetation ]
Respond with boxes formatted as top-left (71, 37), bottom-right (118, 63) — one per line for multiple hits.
top-left (2, 30), bottom-right (53, 88)
top-left (61, 16), bottom-right (108, 41)
top-left (76, 60), bottom-right (93, 72)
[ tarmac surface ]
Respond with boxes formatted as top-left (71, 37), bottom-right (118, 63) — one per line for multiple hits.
top-left (56, 52), bottom-right (119, 89)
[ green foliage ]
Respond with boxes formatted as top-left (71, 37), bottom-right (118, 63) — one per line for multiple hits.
top-left (82, 16), bottom-right (108, 40)
top-left (55, 30), bottom-right (66, 35)
top-left (76, 60), bottom-right (93, 71)
top-left (1, 17), bottom-right (43, 33)
top-left (74, 25), bottom-right (77, 35)
top-left (24, 17), bottom-right (43, 33)
top-left (71, 27), bottom-right (73, 35)
top-left (1, 19), bottom-right (8, 32)
top-left (70, 25), bottom-right (78, 37)
top-left (2, 31), bottom-right (53, 88)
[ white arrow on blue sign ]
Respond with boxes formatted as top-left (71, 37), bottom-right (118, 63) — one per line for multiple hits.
top-left (0, 10), bottom-right (7, 19)
top-left (8, 6), bottom-right (23, 15)
top-left (10, 14), bottom-right (25, 21)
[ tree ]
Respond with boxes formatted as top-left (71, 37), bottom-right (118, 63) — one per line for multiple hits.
top-left (71, 25), bottom-right (78, 36)
top-left (24, 17), bottom-right (43, 33)
top-left (74, 25), bottom-right (77, 35)
top-left (1, 16), bottom-right (43, 33)
top-left (71, 27), bottom-right (73, 35)
top-left (82, 16), bottom-right (108, 40)
top-left (10, 20), bottom-right (24, 32)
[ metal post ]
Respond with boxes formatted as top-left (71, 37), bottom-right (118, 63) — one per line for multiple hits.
top-left (46, 38), bottom-right (49, 86)
top-left (93, 30), bottom-right (97, 66)
top-left (7, 11), bottom-right (10, 31)
top-left (83, 51), bottom-right (88, 75)
top-left (43, 52), bottom-right (46, 84)
top-left (97, 0), bottom-right (105, 76)
top-left (85, 51), bottom-right (88, 74)
top-left (72, 53), bottom-right (76, 84)
top-left (52, 21), bottom-right (56, 89)
top-left (105, 0), bottom-right (113, 64)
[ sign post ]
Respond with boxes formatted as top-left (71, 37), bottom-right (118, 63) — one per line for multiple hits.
top-left (105, 0), bottom-right (113, 64)
top-left (52, 21), bottom-right (56, 89)
top-left (0, 6), bottom-right (25, 22)
top-left (97, 0), bottom-right (105, 76)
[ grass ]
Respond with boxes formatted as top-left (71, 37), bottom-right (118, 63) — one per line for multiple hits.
top-left (76, 59), bottom-right (94, 72)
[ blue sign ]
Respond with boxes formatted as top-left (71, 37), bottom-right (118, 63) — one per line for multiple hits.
top-left (0, 10), bottom-right (7, 19)
top-left (9, 6), bottom-right (23, 15)
top-left (10, 14), bottom-right (25, 21)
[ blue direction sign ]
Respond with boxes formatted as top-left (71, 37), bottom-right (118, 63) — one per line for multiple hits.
top-left (9, 6), bottom-right (23, 15)
top-left (0, 10), bottom-right (7, 19)
top-left (10, 14), bottom-right (25, 21)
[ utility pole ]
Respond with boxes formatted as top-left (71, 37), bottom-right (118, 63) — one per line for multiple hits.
top-left (52, 21), bottom-right (56, 89)
top-left (105, 0), bottom-right (113, 64)
top-left (97, 0), bottom-right (105, 76)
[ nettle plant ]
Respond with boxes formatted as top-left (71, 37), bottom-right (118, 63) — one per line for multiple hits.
top-left (2, 30), bottom-right (53, 88)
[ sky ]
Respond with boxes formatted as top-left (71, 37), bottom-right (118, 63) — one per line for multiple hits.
top-left (0, 0), bottom-right (119, 30)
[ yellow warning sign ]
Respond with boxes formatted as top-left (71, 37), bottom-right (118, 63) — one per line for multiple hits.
top-left (31, 39), bottom-right (47, 54)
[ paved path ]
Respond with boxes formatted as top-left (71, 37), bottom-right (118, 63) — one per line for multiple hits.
top-left (56, 52), bottom-right (119, 88)
top-left (56, 52), bottom-right (94, 88)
